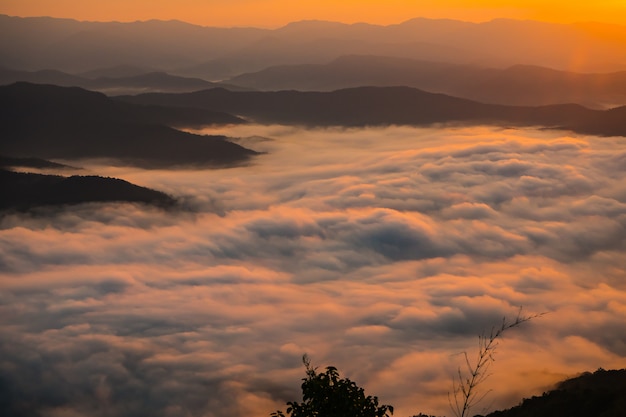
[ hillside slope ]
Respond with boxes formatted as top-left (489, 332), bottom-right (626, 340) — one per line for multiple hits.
top-left (0, 170), bottom-right (176, 211)
top-left (119, 86), bottom-right (626, 136)
top-left (0, 83), bottom-right (256, 168)
top-left (483, 368), bottom-right (626, 417)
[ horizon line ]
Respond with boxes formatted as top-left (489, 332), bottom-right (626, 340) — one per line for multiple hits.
top-left (1, 13), bottom-right (623, 30)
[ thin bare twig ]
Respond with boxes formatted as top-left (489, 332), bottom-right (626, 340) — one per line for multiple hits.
top-left (448, 307), bottom-right (545, 417)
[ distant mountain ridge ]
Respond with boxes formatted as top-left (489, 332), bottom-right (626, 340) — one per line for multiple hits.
top-left (2, 14), bottom-right (626, 80)
top-left (0, 67), bottom-right (249, 94)
top-left (226, 55), bottom-right (626, 109)
top-left (6, 55), bottom-right (626, 110)
top-left (0, 15), bottom-right (267, 76)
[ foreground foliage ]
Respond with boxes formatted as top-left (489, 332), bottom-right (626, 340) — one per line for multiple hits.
top-left (272, 355), bottom-right (393, 417)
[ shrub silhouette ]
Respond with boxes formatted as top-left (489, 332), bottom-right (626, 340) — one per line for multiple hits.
top-left (272, 355), bottom-right (393, 417)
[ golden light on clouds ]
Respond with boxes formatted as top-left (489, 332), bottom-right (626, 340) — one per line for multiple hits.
top-left (0, 0), bottom-right (625, 27)
top-left (2, 125), bottom-right (626, 417)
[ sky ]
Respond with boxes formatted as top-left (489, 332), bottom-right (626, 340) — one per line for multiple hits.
top-left (0, 0), bottom-right (625, 27)
top-left (1, 125), bottom-right (625, 417)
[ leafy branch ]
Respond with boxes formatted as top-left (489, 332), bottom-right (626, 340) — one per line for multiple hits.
top-left (272, 354), bottom-right (393, 417)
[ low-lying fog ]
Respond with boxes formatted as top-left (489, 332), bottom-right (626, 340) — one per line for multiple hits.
top-left (1, 125), bottom-right (625, 417)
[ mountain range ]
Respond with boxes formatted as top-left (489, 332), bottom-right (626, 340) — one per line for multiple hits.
top-left (119, 86), bottom-right (626, 137)
top-left (226, 55), bottom-right (626, 109)
top-left (4, 14), bottom-right (626, 112)
top-left (3, 14), bottom-right (626, 80)
top-left (3, 14), bottom-right (626, 211)
top-left (4, 56), bottom-right (626, 110)
top-left (0, 67), bottom-right (249, 94)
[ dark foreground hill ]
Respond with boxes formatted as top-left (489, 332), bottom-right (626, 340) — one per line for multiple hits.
top-left (482, 368), bottom-right (626, 417)
top-left (120, 86), bottom-right (626, 137)
top-left (0, 82), bottom-right (256, 168)
top-left (0, 156), bottom-right (175, 211)
top-left (0, 169), bottom-right (176, 211)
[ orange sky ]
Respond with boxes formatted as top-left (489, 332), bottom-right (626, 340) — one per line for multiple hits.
top-left (0, 0), bottom-right (625, 27)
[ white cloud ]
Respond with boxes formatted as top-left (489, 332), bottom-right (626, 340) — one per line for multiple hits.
top-left (1, 126), bottom-right (625, 417)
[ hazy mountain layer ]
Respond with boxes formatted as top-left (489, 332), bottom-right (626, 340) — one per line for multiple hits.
top-left (0, 155), bottom-right (77, 170)
top-left (0, 67), bottom-right (249, 94)
top-left (119, 86), bottom-right (626, 137)
top-left (0, 83), bottom-right (256, 168)
top-left (0, 15), bottom-right (267, 76)
top-left (226, 55), bottom-right (626, 109)
top-left (2, 15), bottom-right (626, 79)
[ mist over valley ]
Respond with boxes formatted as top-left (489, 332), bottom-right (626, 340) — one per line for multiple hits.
top-left (2, 10), bottom-right (626, 417)
top-left (3, 124), bottom-right (626, 416)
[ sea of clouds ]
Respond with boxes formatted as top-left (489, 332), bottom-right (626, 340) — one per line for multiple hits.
top-left (1, 125), bottom-right (625, 417)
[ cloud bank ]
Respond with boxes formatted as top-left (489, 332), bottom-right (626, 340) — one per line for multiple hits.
top-left (1, 125), bottom-right (625, 417)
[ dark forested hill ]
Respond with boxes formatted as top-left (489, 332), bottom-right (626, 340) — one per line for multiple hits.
top-left (119, 86), bottom-right (626, 137)
top-left (482, 368), bottom-right (626, 417)
top-left (0, 169), bottom-right (176, 210)
top-left (0, 156), bottom-right (175, 211)
top-left (0, 83), bottom-right (257, 168)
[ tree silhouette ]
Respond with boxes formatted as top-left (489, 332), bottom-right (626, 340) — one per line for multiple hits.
top-left (272, 355), bottom-right (393, 417)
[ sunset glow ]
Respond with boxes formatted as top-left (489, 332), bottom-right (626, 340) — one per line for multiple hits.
top-left (1, 0), bottom-right (625, 27)
top-left (2, 1), bottom-right (626, 416)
